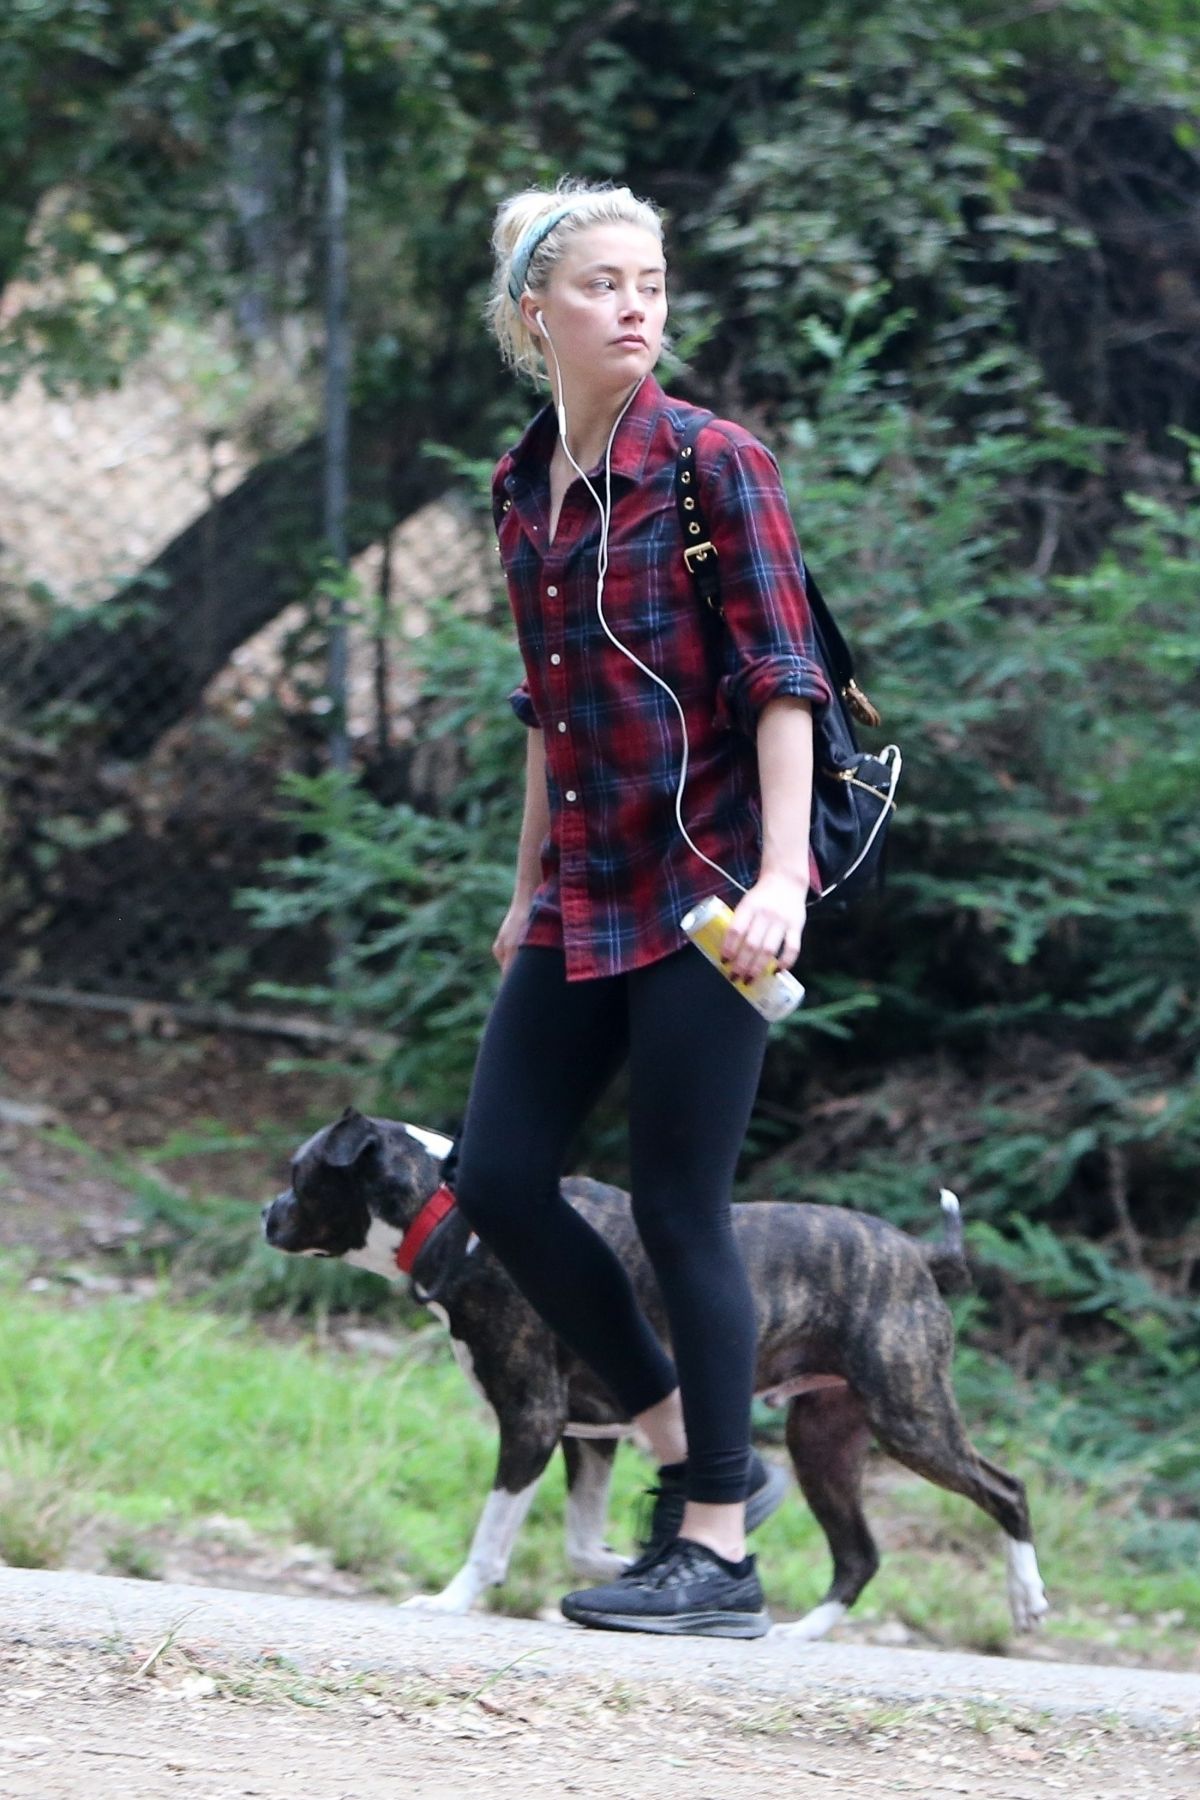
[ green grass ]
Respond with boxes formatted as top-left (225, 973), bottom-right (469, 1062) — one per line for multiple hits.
top-left (0, 1427), bottom-right (78, 1567)
top-left (0, 1262), bottom-right (1196, 1663)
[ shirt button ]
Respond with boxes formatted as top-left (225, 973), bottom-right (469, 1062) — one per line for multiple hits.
top-left (550, 653), bottom-right (561, 665)
top-left (565, 790), bottom-right (578, 802)
top-left (557, 721), bottom-right (567, 733)
top-left (546, 584), bottom-right (559, 597)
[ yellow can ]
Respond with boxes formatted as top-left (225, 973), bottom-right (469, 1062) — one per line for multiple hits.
top-left (678, 896), bottom-right (805, 1023)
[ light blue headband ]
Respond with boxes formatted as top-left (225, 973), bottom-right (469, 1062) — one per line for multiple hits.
top-left (506, 201), bottom-right (587, 305)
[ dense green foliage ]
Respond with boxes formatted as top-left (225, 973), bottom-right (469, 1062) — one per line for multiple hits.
top-left (4, 2), bottom-right (1198, 439)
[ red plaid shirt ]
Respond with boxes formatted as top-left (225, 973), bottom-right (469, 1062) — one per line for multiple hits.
top-left (495, 372), bottom-right (832, 981)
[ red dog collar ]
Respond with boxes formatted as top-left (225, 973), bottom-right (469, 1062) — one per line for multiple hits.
top-left (394, 1183), bottom-right (457, 1277)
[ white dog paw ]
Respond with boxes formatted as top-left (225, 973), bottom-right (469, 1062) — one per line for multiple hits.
top-left (568, 1547), bottom-right (630, 1581)
top-left (401, 1587), bottom-right (476, 1615)
top-left (1010, 1586), bottom-right (1050, 1632)
top-left (773, 1600), bottom-right (847, 1643)
top-left (1006, 1541), bottom-right (1050, 1631)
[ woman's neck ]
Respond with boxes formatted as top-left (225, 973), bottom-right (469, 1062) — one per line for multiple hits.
top-left (551, 373), bottom-right (645, 473)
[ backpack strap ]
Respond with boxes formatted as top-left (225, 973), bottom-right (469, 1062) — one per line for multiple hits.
top-left (674, 410), bottom-right (881, 727)
top-left (674, 411), bottom-right (722, 616)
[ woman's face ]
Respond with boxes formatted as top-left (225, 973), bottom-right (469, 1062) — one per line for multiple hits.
top-left (525, 222), bottom-right (667, 395)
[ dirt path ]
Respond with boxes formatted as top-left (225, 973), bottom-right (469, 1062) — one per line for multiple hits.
top-left (3, 1569), bottom-right (1197, 1799)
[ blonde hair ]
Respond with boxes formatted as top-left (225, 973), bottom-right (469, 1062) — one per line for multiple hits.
top-left (485, 177), bottom-right (666, 385)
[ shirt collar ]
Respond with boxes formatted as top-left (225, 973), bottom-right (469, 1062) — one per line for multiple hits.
top-left (506, 371), bottom-right (670, 488)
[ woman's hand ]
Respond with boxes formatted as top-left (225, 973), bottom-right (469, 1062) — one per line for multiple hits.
top-left (492, 891), bottom-right (534, 976)
top-left (720, 869), bottom-right (808, 985)
top-left (723, 695), bottom-right (814, 986)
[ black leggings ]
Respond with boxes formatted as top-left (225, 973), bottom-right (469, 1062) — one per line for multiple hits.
top-left (452, 941), bottom-right (770, 1504)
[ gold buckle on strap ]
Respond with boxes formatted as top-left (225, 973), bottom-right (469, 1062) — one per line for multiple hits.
top-left (683, 540), bottom-right (717, 569)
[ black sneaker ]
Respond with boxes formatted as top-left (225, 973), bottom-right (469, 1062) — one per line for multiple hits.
top-left (561, 1537), bottom-right (770, 1639)
top-left (628, 1452), bottom-right (789, 1574)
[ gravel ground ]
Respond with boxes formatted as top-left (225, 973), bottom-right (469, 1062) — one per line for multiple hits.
top-left (2, 1568), bottom-right (1198, 1800)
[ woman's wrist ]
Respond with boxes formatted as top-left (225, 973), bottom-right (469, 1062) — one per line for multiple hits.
top-left (758, 862), bottom-right (810, 895)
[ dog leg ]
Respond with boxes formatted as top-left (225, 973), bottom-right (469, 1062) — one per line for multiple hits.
top-left (865, 1375), bottom-right (1050, 1632)
top-left (774, 1385), bottom-right (879, 1642)
top-left (562, 1438), bottom-right (628, 1580)
top-left (403, 1391), bottom-right (568, 1614)
top-left (401, 1479), bottom-right (542, 1614)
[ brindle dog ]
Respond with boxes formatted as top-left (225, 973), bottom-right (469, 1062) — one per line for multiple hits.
top-left (263, 1107), bottom-right (1049, 1639)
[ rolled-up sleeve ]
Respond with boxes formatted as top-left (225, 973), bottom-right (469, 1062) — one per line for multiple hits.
top-left (707, 438), bottom-right (833, 736)
top-left (508, 677), bottom-right (541, 729)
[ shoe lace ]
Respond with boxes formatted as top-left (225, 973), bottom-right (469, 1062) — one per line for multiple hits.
top-left (635, 1476), bottom-right (685, 1549)
top-left (636, 1539), bottom-right (711, 1592)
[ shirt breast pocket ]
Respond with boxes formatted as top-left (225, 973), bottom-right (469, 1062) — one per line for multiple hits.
top-left (590, 500), bottom-right (694, 648)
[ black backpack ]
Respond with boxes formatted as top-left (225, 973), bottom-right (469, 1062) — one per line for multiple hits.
top-left (675, 412), bottom-right (900, 908)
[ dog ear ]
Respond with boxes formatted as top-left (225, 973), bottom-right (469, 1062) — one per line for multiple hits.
top-left (322, 1109), bottom-right (379, 1169)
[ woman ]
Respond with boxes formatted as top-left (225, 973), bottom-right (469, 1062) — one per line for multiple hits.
top-left (452, 178), bottom-right (830, 1638)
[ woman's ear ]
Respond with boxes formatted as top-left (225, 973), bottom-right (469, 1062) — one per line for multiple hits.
top-left (519, 294), bottom-right (541, 339)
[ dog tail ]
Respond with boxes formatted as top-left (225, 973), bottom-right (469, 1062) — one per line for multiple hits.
top-left (924, 1189), bottom-right (973, 1294)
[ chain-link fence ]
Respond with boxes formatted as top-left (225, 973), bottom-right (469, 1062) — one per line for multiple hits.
top-left (0, 337), bottom-right (495, 1021)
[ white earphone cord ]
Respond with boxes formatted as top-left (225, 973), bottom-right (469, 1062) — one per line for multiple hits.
top-left (539, 313), bottom-right (901, 905)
